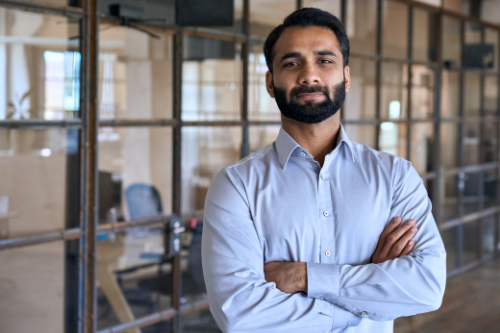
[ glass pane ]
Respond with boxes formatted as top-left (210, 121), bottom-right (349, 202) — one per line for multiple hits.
top-left (465, 21), bottom-right (481, 45)
top-left (441, 227), bottom-right (457, 271)
top-left (0, 129), bottom-right (78, 239)
top-left (411, 122), bottom-right (433, 175)
top-left (250, 0), bottom-right (296, 38)
top-left (441, 123), bottom-right (458, 168)
top-left (97, 224), bottom-right (172, 330)
top-left (99, 26), bottom-right (174, 120)
top-left (379, 122), bottom-right (407, 158)
top-left (98, 127), bottom-right (173, 222)
top-left (344, 124), bottom-right (376, 148)
top-left (482, 214), bottom-right (496, 258)
top-left (484, 75), bottom-right (498, 113)
top-left (382, 0), bottom-right (408, 59)
top-left (442, 175), bottom-right (459, 221)
top-left (380, 62), bottom-right (408, 120)
top-left (443, 0), bottom-right (469, 15)
top-left (483, 121), bottom-right (498, 163)
top-left (441, 70), bottom-right (460, 118)
top-left (412, 8), bottom-right (433, 62)
top-left (411, 65), bottom-right (434, 119)
top-left (0, 241), bottom-right (78, 333)
top-left (304, 0), bottom-right (341, 17)
top-left (346, 0), bottom-right (378, 55)
top-left (344, 58), bottom-right (377, 120)
top-left (463, 220), bottom-right (480, 265)
top-left (250, 125), bottom-right (280, 152)
top-left (183, 308), bottom-right (221, 333)
top-left (463, 172), bottom-right (481, 215)
top-left (182, 127), bottom-right (242, 215)
top-left (484, 168), bottom-right (498, 209)
top-left (0, 8), bottom-right (80, 120)
top-left (463, 123), bottom-right (480, 166)
top-left (182, 37), bottom-right (242, 121)
top-left (249, 43), bottom-right (280, 121)
top-left (463, 72), bottom-right (481, 117)
top-left (485, 28), bottom-right (499, 72)
top-left (442, 16), bottom-right (461, 68)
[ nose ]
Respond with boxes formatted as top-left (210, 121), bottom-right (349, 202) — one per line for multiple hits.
top-left (297, 61), bottom-right (321, 85)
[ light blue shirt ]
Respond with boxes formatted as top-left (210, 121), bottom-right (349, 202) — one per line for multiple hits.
top-left (202, 125), bottom-right (446, 333)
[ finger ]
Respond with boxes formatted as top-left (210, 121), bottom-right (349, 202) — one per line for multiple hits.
top-left (389, 226), bottom-right (418, 258)
top-left (379, 217), bottom-right (402, 240)
top-left (379, 219), bottom-right (416, 259)
top-left (373, 217), bottom-right (402, 258)
top-left (399, 240), bottom-right (415, 257)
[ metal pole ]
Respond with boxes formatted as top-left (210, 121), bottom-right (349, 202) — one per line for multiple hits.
top-left (80, 0), bottom-right (99, 331)
top-left (406, 5), bottom-right (413, 161)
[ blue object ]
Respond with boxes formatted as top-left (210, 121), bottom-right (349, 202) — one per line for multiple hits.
top-left (125, 183), bottom-right (162, 220)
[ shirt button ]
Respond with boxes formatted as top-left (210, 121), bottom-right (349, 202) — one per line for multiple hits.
top-left (325, 250), bottom-right (331, 256)
top-left (301, 151), bottom-right (306, 157)
top-left (361, 311), bottom-right (367, 317)
top-left (323, 211), bottom-right (329, 217)
top-left (320, 174), bottom-right (325, 179)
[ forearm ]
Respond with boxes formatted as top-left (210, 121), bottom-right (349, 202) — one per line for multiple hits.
top-left (307, 248), bottom-right (446, 321)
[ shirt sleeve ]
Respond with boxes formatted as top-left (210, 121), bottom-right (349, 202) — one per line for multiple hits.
top-left (202, 167), bottom-right (353, 333)
top-left (306, 159), bottom-right (447, 322)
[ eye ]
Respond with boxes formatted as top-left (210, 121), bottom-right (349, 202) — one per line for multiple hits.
top-left (319, 59), bottom-right (333, 64)
top-left (283, 62), bottom-right (299, 67)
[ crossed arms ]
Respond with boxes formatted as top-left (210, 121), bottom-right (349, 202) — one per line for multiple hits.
top-left (201, 166), bottom-right (446, 333)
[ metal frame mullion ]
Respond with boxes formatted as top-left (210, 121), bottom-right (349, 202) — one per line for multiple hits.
top-left (241, 0), bottom-right (250, 158)
top-left (171, 29), bottom-right (183, 333)
top-left (79, 0), bottom-right (99, 331)
top-left (406, 4), bottom-right (413, 161)
top-left (433, 12), bottom-right (443, 225)
top-left (375, 0), bottom-right (383, 151)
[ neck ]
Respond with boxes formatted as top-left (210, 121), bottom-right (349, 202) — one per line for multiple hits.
top-left (281, 113), bottom-right (341, 167)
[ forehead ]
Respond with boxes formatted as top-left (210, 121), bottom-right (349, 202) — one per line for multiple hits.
top-left (273, 26), bottom-right (341, 60)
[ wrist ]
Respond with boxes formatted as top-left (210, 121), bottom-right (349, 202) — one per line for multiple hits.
top-left (297, 262), bottom-right (307, 292)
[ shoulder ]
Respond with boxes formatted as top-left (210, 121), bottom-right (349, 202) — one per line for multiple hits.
top-left (348, 141), bottom-right (414, 186)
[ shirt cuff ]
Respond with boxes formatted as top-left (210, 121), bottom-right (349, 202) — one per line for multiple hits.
top-left (332, 305), bottom-right (362, 330)
top-left (306, 262), bottom-right (341, 301)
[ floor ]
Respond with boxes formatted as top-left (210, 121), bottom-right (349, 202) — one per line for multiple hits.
top-left (395, 257), bottom-right (500, 333)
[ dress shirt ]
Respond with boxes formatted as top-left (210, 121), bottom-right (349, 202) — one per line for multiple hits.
top-left (202, 125), bottom-right (446, 333)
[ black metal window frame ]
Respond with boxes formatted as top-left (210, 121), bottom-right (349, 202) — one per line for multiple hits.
top-left (0, 0), bottom-right (500, 332)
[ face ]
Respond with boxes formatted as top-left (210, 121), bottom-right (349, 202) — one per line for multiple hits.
top-left (266, 26), bottom-right (351, 123)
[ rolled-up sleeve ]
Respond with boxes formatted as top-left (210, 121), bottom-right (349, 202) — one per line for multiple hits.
top-left (202, 168), bottom-right (340, 333)
top-left (306, 160), bottom-right (447, 321)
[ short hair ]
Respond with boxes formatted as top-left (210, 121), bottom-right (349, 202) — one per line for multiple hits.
top-left (263, 8), bottom-right (350, 73)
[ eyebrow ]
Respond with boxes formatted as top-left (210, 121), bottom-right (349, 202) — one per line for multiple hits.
top-left (278, 50), bottom-right (338, 63)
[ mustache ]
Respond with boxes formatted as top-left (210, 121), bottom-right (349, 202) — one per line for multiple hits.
top-left (290, 85), bottom-right (330, 98)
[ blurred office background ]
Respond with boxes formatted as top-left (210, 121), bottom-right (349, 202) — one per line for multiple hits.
top-left (0, 0), bottom-right (500, 332)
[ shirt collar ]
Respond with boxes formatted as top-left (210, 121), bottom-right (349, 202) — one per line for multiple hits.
top-left (275, 124), bottom-right (356, 170)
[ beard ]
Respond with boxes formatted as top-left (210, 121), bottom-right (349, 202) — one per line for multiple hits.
top-left (273, 79), bottom-right (346, 124)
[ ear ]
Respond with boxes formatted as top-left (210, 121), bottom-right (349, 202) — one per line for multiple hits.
top-left (265, 71), bottom-right (275, 98)
top-left (344, 66), bottom-right (351, 93)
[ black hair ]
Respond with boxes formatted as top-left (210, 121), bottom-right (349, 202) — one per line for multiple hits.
top-left (263, 7), bottom-right (350, 73)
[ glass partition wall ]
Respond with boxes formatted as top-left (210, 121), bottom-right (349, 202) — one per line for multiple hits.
top-left (0, 0), bottom-right (500, 332)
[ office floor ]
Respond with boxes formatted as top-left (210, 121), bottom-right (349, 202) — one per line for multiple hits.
top-left (395, 257), bottom-right (500, 333)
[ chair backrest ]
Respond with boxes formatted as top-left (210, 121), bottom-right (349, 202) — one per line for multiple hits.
top-left (125, 184), bottom-right (163, 220)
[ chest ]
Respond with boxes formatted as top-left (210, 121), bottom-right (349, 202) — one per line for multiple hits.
top-left (249, 163), bottom-right (393, 264)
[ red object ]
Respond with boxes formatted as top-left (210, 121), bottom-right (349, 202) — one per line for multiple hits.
top-left (188, 218), bottom-right (198, 230)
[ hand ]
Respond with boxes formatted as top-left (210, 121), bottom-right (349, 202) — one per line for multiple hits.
top-left (371, 216), bottom-right (417, 264)
top-left (264, 261), bottom-right (307, 294)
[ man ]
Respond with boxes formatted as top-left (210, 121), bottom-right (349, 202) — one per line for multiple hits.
top-left (202, 8), bottom-right (446, 333)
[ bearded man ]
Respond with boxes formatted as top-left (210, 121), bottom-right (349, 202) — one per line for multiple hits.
top-left (201, 8), bottom-right (446, 333)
